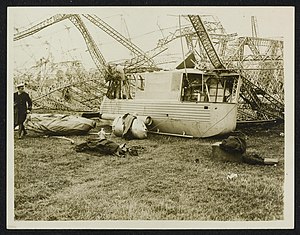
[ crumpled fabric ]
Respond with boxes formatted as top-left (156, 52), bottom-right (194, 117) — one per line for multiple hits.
top-left (112, 113), bottom-right (147, 139)
top-left (75, 138), bottom-right (121, 155)
top-left (220, 136), bottom-right (246, 154)
top-left (122, 113), bottom-right (137, 139)
top-left (25, 113), bottom-right (96, 135)
top-left (75, 138), bottom-right (140, 157)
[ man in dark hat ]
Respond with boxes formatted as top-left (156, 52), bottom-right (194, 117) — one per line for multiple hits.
top-left (14, 83), bottom-right (32, 139)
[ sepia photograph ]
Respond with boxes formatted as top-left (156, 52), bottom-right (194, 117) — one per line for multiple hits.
top-left (7, 6), bottom-right (294, 229)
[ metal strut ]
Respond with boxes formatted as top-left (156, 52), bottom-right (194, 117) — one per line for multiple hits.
top-left (68, 15), bottom-right (107, 73)
top-left (188, 14), bottom-right (284, 121)
top-left (188, 15), bottom-right (225, 69)
top-left (82, 14), bottom-right (156, 69)
top-left (14, 14), bottom-right (107, 73)
top-left (239, 74), bottom-right (284, 120)
top-left (13, 14), bottom-right (70, 41)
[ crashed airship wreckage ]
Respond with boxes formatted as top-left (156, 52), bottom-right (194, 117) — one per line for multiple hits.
top-left (100, 15), bottom-right (284, 138)
top-left (14, 14), bottom-right (284, 138)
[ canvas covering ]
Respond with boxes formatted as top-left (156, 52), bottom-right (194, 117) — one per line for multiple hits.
top-left (24, 113), bottom-right (96, 135)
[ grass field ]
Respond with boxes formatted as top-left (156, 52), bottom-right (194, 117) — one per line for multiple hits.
top-left (13, 120), bottom-right (285, 221)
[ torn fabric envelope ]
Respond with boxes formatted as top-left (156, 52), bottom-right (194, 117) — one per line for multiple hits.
top-left (25, 113), bottom-right (96, 135)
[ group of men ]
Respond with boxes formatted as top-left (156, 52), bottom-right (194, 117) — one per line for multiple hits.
top-left (14, 83), bottom-right (32, 139)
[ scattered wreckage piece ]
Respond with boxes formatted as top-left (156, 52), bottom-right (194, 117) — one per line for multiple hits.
top-left (212, 136), bottom-right (279, 165)
top-left (241, 152), bottom-right (279, 165)
top-left (25, 113), bottom-right (96, 135)
top-left (44, 135), bottom-right (75, 144)
top-left (147, 130), bottom-right (194, 138)
top-left (212, 141), bottom-right (244, 163)
top-left (100, 113), bottom-right (153, 126)
top-left (74, 138), bottom-right (139, 157)
top-left (111, 113), bottom-right (148, 139)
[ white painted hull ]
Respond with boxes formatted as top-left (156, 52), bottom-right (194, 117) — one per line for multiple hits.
top-left (100, 97), bottom-right (237, 138)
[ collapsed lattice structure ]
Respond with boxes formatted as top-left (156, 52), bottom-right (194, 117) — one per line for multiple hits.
top-left (183, 15), bottom-right (284, 121)
top-left (13, 13), bottom-right (284, 121)
top-left (13, 59), bottom-right (106, 111)
top-left (13, 13), bottom-right (164, 111)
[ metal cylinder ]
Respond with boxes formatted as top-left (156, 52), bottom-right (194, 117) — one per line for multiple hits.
top-left (100, 113), bottom-right (152, 126)
top-left (136, 116), bottom-right (152, 126)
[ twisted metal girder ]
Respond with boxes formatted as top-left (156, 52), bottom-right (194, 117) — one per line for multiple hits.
top-left (188, 15), bottom-right (225, 69)
top-left (188, 15), bottom-right (284, 121)
top-left (13, 14), bottom-right (70, 41)
top-left (82, 14), bottom-right (157, 70)
top-left (14, 14), bottom-right (107, 73)
top-left (68, 14), bottom-right (107, 73)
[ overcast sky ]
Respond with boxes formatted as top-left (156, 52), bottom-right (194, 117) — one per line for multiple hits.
top-left (8, 6), bottom-right (294, 71)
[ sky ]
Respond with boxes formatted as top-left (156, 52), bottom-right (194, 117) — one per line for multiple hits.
top-left (8, 6), bottom-right (294, 71)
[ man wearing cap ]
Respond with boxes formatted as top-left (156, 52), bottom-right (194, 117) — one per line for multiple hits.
top-left (14, 83), bottom-right (32, 139)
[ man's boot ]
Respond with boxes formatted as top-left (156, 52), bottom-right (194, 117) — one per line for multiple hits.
top-left (18, 130), bottom-right (22, 139)
top-left (18, 124), bottom-right (25, 139)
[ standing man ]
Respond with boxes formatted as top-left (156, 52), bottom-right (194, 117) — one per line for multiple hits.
top-left (14, 83), bottom-right (32, 139)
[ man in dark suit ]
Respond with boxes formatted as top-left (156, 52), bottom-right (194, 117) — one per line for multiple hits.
top-left (14, 83), bottom-right (32, 139)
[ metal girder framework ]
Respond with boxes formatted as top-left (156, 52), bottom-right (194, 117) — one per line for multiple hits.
top-left (224, 36), bottom-right (284, 103)
top-left (187, 15), bottom-right (284, 121)
top-left (120, 44), bottom-right (168, 73)
top-left (68, 15), bottom-right (107, 73)
top-left (156, 25), bottom-right (237, 52)
top-left (251, 16), bottom-right (259, 38)
top-left (82, 14), bottom-right (157, 70)
top-left (200, 15), bottom-right (227, 34)
top-left (13, 14), bottom-right (70, 41)
top-left (245, 38), bottom-right (262, 59)
top-left (154, 16), bottom-right (237, 70)
top-left (238, 75), bottom-right (284, 120)
top-left (28, 77), bottom-right (106, 111)
top-left (188, 15), bottom-right (225, 69)
top-left (14, 14), bottom-right (107, 74)
top-left (14, 13), bottom-right (164, 74)
top-left (13, 13), bottom-right (285, 117)
top-left (224, 37), bottom-right (283, 63)
top-left (158, 29), bottom-right (238, 47)
top-left (14, 56), bottom-right (107, 111)
top-left (157, 26), bottom-right (194, 48)
top-left (13, 13), bottom-right (109, 110)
